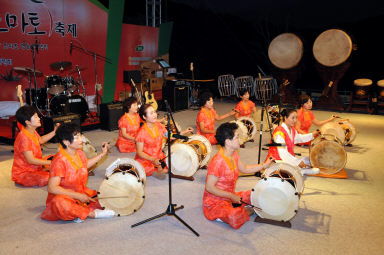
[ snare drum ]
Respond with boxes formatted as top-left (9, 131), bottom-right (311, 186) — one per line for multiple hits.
top-left (166, 134), bottom-right (212, 177)
top-left (237, 116), bottom-right (257, 142)
top-left (46, 75), bottom-right (64, 95)
top-left (353, 78), bottom-right (372, 99)
top-left (235, 76), bottom-right (254, 97)
top-left (100, 158), bottom-right (146, 216)
top-left (218, 74), bottom-right (236, 97)
top-left (313, 29), bottom-right (353, 67)
top-left (310, 134), bottom-right (347, 175)
top-left (254, 76), bottom-right (278, 101)
top-left (268, 33), bottom-right (303, 69)
top-left (251, 162), bottom-right (302, 221)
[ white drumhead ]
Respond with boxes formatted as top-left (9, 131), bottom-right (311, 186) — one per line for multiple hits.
top-left (251, 177), bottom-right (299, 221)
top-left (237, 116), bottom-right (257, 140)
top-left (230, 120), bottom-right (248, 145)
top-left (320, 122), bottom-right (346, 144)
top-left (268, 33), bottom-right (303, 69)
top-left (167, 143), bottom-right (199, 177)
top-left (263, 161), bottom-right (304, 194)
top-left (98, 172), bottom-right (145, 216)
top-left (354, 78), bottom-right (372, 87)
top-left (337, 119), bottom-right (357, 144)
top-left (105, 158), bottom-right (146, 184)
top-left (188, 134), bottom-right (212, 167)
top-left (82, 135), bottom-right (97, 159)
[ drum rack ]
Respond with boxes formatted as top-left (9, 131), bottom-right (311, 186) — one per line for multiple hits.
top-left (254, 217), bottom-right (292, 228)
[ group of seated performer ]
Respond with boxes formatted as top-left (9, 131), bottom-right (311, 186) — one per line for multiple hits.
top-left (234, 90), bottom-right (256, 120)
top-left (196, 92), bottom-right (236, 145)
top-left (266, 108), bottom-right (321, 175)
top-left (134, 103), bottom-right (193, 177)
top-left (295, 94), bottom-right (338, 145)
top-left (12, 105), bottom-right (58, 187)
top-left (41, 123), bottom-right (115, 222)
top-left (203, 122), bottom-right (275, 229)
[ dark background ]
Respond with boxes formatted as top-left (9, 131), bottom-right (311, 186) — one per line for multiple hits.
top-left (100, 0), bottom-right (384, 94)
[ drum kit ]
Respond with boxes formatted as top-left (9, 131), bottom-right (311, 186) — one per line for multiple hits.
top-left (13, 61), bottom-right (90, 122)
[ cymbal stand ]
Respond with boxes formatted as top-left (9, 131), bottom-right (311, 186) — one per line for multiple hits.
top-left (131, 100), bottom-right (199, 237)
top-left (74, 65), bottom-right (86, 99)
top-left (71, 43), bottom-right (111, 117)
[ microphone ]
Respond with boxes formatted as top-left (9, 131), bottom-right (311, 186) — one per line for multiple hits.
top-left (35, 37), bottom-right (39, 53)
top-left (70, 41), bottom-right (73, 55)
top-left (172, 133), bottom-right (189, 141)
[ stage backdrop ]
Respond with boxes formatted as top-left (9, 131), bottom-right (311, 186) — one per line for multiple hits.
top-left (0, 0), bottom-right (108, 103)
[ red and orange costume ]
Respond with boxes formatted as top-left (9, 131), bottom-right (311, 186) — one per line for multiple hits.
top-left (11, 128), bottom-right (49, 187)
top-left (196, 107), bottom-right (217, 145)
top-left (266, 125), bottom-right (296, 161)
top-left (203, 148), bottom-right (251, 229)
top-left (134, 122), bottom-right (166, 176)
top-left (234, 100), bottom-right (255, 118)
top-left (296, 107), bottom-right (315, 146)
top-left (115, 113), bottom-right (141, 153)
top-left (41, 149), bottom-right (101, 221)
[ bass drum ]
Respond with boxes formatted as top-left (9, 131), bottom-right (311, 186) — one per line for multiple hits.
top-left (251, 162), bottom-right (302, 222)
top-left (268, 33), bottom-right (303, 69)
top-left (99, 158), bottom-right (146, 216)
top-left (313, 29), bottom-right (353, 67)
top-left (50, 95), bottom-right (69, 115)
top-left (310, 134), bottom-right (347, 175)
top-left (68, 95), bottom-right (89, 122)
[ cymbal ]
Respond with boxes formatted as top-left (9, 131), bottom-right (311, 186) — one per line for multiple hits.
top-left (69, 66), bottom-right (87, 73)
top-left (13, 66), bottom-right (43, 77)
top-left (50, 61), bottom-right (72, 71)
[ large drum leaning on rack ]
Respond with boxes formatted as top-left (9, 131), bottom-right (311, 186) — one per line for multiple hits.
top-left (99, 158), bottom-right (146, 216)
top-left (235, 76), bottom-right (254, 97)
top-left (218, 74), bottom-right (236, 97)
top-left (313, 29), bottom-right (353, 67)
top-left (166, 134), bottom-right (212, 177)
top-left (254, 76), bottom-right (277, 101)
top-left (320, 119), bottom-right (357, 145)
top-left (236, 117), bottom-right (257, 142)
top-left (250, 162), bottom-right (303, 222)
top-left (310, 134), bottom-right (347, 175)
top-left (268, 33), bottom-right (303, 69)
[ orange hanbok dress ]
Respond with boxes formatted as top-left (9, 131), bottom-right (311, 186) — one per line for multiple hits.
top-left (134, 122), bottom-right (166, 176)
top-left (196, 107), bottom-right (217, 145)
top-left (234, 100), bottom-right (255, 118)
top-left (296, 107), bottom-right (315, 146)
top-left (116, 113), bottom-right (141, 153)
top-left (41, 149), bottom-right (101, 221)
top-left (203, 149), bottom-right (251, 229)
top-left (11, 128), bottom-right (49, 187)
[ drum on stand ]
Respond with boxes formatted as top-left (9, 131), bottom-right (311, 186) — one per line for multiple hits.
top-left (235, 76), bottom-right (254, 97)
top-left (99, 158), bottom-right (146, 216)
top-left (49, 94), bottom-right (69, 115)
top-left (310, 134), bottom-right (347, 175)
top-left (26, 88), bottom-right (47, 109)
top-left (166, 134), bottom-right (212, 177)
top-left (268, 33), bottom-right (303, 70)
top-left (250, 162), bottom-right (303, 221)
top-left (218, 74), bottom-right (236, 97)
top-left (236, 116), bottom-right (257, 142)
top-left (353, 78), bottom-right (372, 99)
top-left (377, 80), bottom-right (384, 100)
top-left (46, 75), bottom-right (64, 95)
top-left (68, 95), bottom-right (89, 122)
top-left (254, 76), bottom-right (278, 101)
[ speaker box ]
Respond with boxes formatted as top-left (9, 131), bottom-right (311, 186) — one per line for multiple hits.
top-left (100, 102), bottom-right (124, 131)
top-left (42, 113), bottom-right (81, 142)
top-left (163, 80), bottom-right (190, 111)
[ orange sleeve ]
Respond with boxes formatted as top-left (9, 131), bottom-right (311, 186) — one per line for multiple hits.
top-left (49, 157), bottom-right (66, 178)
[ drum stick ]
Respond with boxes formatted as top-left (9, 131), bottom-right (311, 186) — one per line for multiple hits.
top-left (102, 137), bottom-right (117, 148)
top-left (96, 196), bottom-right (131, 199)
top-left (240, 199), bottom-right (262, 211)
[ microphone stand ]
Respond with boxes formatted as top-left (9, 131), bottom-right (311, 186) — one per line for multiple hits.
top-left (71, 43), bottom-right (111, 117)
top-left (30, 40), bottom-right (47, 117)
top-left (131, 100), bottom-right (199, 237)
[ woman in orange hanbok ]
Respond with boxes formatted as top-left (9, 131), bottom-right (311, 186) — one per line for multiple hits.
top-left (12, 105), bottom-right (58, 187)
top-left (295, 94), bottom-right (337, 145)
top-left (203, 122), bottom-right (274, 229)
top-left (135, 104), bottom-right (193, 177)
top-left (234, 90), bottom-right (256, 119)
top-left (196, 92), bottom-right (236, 145)
top-left (116, 97), bottom-right (141, 153)
top-left (41, 123), bottom-right (114, 222)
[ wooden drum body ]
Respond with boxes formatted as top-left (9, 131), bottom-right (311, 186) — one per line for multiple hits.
top-left (235, 76), bottom-right (254, 97)
top-left (376, 80), bottom-right (384, 100)
top-left (310, 134), bottom-right (347, 175)
top-left (320, 120), bottom-right (357, 145)
top-left (354, 78), bottom-right (372, 99)
top-left (218, 74), bottom-right (236, 97)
